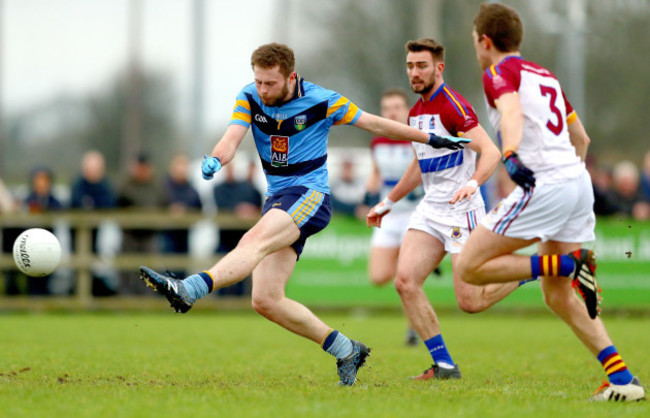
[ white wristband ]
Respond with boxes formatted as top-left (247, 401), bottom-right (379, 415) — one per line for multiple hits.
top-left (465, 179), bottom-right (479, 189)
top-left (374, 198), bottom-right (394, 215)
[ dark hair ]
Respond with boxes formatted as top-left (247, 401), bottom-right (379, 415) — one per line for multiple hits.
top-left (473, 2), bottom-right (523, 52)
top-left (381, 88), bottom-right (410, 106)
top-left (405, 38), bottom-right (445, 62)
top-left (251, 43), bottom-right (295, 78)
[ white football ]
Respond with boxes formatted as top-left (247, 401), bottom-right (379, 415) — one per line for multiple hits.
top-left (13, 228), bottom-right (62, 277)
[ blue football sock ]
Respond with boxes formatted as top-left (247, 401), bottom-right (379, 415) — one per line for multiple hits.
top-left (598, 345), bottom-right (634, 385)
top-left (424, 334), bottom-right (454, 367)
top-left (182, 272), bottom-right (214, 300)
top-left (322, 330), bottom-right (353, 359)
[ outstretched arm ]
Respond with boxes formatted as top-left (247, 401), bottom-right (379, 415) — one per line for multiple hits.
top-left (353, 112), bottom-right (470, 150)
top-left (450, 125), bottom-right (500, 204)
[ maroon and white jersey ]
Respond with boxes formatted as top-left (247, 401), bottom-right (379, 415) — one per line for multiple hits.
top-left (409, 83), bottom-right (484, 213)
top-left (483, 56), bottom-right (583, 185)
top-left (370, 136), bottom-right (419, 213)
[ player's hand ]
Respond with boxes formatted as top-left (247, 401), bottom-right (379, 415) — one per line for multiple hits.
top-left (503, 150), bottom-right (535, 191)
top-left (450, 180), bottom-right (478, 204)
top-left (366, 198), bottom-right (394, 228)
top-left (427, 133), bottom-right (471, 150)
top-left (201, 155), bottom-right (222, 180)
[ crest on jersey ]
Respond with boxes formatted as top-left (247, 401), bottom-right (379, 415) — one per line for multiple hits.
top-left (270, 135), bottom-right (289, 167)
top-left (451, 227), bottom-right (462, 239)
top-left (294, 115), bottom-right (307, 131)
top-left (429, 116), bottom-right (436, 130)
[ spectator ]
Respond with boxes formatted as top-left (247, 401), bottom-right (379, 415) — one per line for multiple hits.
top-left (330, 158), bottom-right (367, 218)
top-left (70, 150), bottom-right (118, 296)
top-left (610, 160), bottom-right (649, 220)
top-left (586, 156), bottom-right (618, 216)
top-left (23, 166), bottom-right (64, 295)
top-left (71, 150), bottom-right (116, 210)
top-left (213, 159), bottom-right (263, 296)
top-left (161, 153), bottom-right (203, 275)
top-left (25, 166), bottom-right (62, 213)
top-left (117, 152), bottom-right (165, 294)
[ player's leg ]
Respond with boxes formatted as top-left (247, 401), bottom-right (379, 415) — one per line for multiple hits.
top-left (538, 240), bottom-right (645, 401)
top-left (450, 252), bottom-right (519, 313)
top-left (368, 246), bottom-right (400, 286)
top-left (140, 208), bottom-right (299, 312)
top-left (456, 224), bottom-right (538, 285)
top-left (394, 229), bottom-right (459, 379)
top-left (394, 229), bottom-right (444, 340)
top-left (251, 246), bottom-right (328, 342)
top-left (251, 245), bottom-right (370, 386)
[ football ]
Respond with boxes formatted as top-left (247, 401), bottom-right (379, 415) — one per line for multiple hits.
top-left (12, 228), bottom-right (62, 277)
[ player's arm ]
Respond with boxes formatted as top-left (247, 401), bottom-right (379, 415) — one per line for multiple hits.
top-left (495, 92), bottom-right (535, 191)
top-left (201, 124), bottom-right (248, 180)
top-left (354, 112), bottom-right (470, 150)
top-left (210, 124), bottom-right (248, 166)
top-left (450, 125), bottom-right (501, 204)
top-left (566, 113), bottom-right (590, 162)
top-left (495, 92), bottom-right (524, 153)
top-left (366, 156), bottom-right (421, 228)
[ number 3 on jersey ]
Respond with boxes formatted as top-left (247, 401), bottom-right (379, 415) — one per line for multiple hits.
top-left (539, 84), bottom-right (563, 136)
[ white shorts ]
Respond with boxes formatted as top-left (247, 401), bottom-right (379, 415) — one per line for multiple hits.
top-left (371, 210), bottom-right (413, 248)
top-left (408, 203), bottom-right (485, 254)
top-left (482, 170), bottom-right (596, 243)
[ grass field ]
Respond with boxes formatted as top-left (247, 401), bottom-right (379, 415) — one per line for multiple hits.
top-left (1, 311), bottom-right (648, 417)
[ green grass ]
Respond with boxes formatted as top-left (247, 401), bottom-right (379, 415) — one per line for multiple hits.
top-left (1, 311), bottom-right (648, 417)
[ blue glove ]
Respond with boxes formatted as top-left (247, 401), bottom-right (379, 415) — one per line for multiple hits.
top-left (503, 150), bottom-right (536, 191)
top-left (201, 155), bottom-right (222, 180)
top-left (427, 133), bottom-right (471, 150)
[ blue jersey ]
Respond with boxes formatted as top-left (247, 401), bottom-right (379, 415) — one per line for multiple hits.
top-left (229, 76), bottom-right (363, 195)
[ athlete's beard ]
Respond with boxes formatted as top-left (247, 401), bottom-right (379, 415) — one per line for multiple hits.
top-left (411, 78), bottom-right (435, 96)
top-left (410, 69), bottom-right (436, 96)
top-left (261, 80), bottom-right (291, 107)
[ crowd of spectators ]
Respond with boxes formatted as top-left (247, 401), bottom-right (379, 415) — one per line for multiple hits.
top-left (0, 150), bottom-right (263, 297)
top-left (1, 148), bottom-right (649, 296)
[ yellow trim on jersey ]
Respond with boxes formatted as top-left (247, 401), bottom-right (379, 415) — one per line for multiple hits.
top-left (443, 86), bottom-right (467, 117)
top-left (334, 102), bottom-right (360, 126)
top-left (233, 99), bottom-right (250, 111)
top-left (566, 110), bottom-right (577, 125)
top-left (489, 65), bottom-right (498, 77)
top-left (293, 191), bottom-right (323, 226)
top-left (231, 112), bottom-right (251, 124)
top-left (326, 97), bottom-right (349, 117)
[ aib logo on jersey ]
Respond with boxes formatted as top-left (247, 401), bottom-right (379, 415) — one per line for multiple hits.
top-left (271, 135), bottom-right (289, 167)
top-left (294, 115), bottom-right (307, 131)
